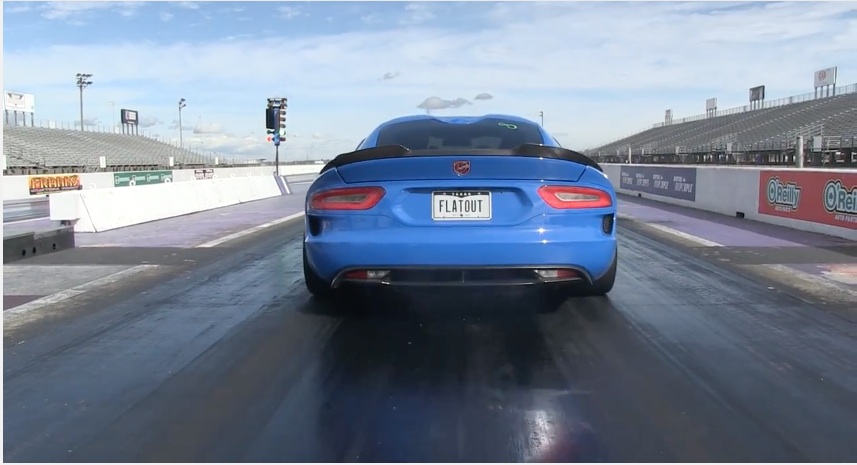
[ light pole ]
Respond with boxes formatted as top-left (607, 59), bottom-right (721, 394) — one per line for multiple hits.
top-left (538, 111), bottom-right (544, 127)
top-left (108, 100), bottom-right (115, 132)
top-left (178, 98), bottom-right (187, 148)
top-left (76, 73), bottom-right (93, 131)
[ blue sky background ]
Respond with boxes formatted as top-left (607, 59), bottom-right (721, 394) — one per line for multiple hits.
top-left (3, 1), bottom-right (856, 160)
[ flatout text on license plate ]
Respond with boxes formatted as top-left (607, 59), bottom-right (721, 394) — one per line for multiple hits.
top-left (432, 191), bottom-right (491, 220)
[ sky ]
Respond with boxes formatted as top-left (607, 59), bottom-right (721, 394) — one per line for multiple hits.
top-left (3, 1), bottom-right (856, 161)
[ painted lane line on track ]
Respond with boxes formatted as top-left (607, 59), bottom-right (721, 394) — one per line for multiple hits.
top-left (4, 212), bottom-right (306, 323)
top-left (618, 212), bottom-right (857, 299)
top-left (195, 212), bottom-right (305, 248)
top-left (3, 265), bottom-right (159, 328)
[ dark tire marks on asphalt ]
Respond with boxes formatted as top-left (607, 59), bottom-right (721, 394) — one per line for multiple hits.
top-left (4, 220), bottom-right (857, 462)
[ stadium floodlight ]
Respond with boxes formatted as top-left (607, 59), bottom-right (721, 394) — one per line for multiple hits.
top-left (178, 98), bottom-right (187, 148)
top-left (76, 73), bottom-right (93, 131)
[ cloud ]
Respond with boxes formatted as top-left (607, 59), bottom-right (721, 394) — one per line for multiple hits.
top-left (5, 2), bottom-right (857, 155)
top-left (75, 117), bottom-right (101, 126)
top-left (139, 117), bottom-right (162, 128)
top-left (380, 71), bottom-right (400, 81)
top-left (192, 122), bottom-right (224, 134)
top-left (474, 93), bottom-right (493, 101)
top-left (169, 120), bottom-right (194, 131)
top-left (361, 14), bottom-right (381, 25)
top-left (417, 97), bottom-right (472, 111)
top-left (401, 2), bottom-right (436, 25)
top-left (7, 4), bottom-right (32, 13)
top-left (40, 1), bottom-right (145, 22)
top-left (159, 11), bottom-right (174, 22)
top-left (175, 2), bottom-right (199, 10)
top-left (278, 6), bottom-right (302, 20)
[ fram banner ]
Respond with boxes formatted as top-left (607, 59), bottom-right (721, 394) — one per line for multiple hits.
top-left (759, 170), bottom-right (856, 229)
top-left (619, 166), bottom-right (697, 202)
top-left (113, 170), bottom-right (173, 187)
top-left (28, 174), bottom-right (82, 195)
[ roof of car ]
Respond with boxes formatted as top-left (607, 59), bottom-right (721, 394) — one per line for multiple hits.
top-left (375, 114), bottom-right (540, 128)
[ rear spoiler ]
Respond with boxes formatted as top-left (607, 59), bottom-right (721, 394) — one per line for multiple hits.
top-left (319, 144), bottom-right (603, 174)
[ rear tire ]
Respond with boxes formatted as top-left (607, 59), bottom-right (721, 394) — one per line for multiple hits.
top-left (303, 242), bottom-right (333, 298)
top-left (580, 249), bottom-right (617, 296)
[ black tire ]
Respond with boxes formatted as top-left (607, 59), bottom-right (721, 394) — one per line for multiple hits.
top-left (580, 248), bottom-right (617, 296)
top-left (303, 243), bottom-right (333, 298)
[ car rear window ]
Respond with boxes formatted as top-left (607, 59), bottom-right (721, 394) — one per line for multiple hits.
top-left (375, 118), bottom-right (546, 150)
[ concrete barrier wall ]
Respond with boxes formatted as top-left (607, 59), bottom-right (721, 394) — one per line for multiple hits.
top-left (604, 164), bottom-right (857, 241)
top-left (3, 164), bottom-right (324, 201)
top-left (50, 175), bottom-right (284, 233)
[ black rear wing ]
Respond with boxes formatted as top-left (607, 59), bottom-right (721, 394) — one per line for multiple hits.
top-left (319, 144), bottom-right (603, 174)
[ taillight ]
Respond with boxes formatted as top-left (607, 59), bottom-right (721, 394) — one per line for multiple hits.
top-left (538, 185), bottom-right (612, 209)
top-left (309, 186), bottom-right (385, 210)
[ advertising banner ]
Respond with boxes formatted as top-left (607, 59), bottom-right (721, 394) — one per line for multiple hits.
top-left (194, 168), bottom-right (214, 180)
top-left (749, 85), bottom-right (765, 102)
top-left (619, 166), bottom-right (697, 202)
top-left (121, 109), bottom-right (139, 125)
top-left (705, 97), bottom-right (717, 110)
top-left (113, 170), bottom-right (173, 187)
top-left (28, 174), bottom-right (83, 195)
top-left (758, 170), bottom-right (856, 229)
top-left (4, 91), bottom-right (35, 113)
top-left (813, 67), bottom-right (837, 88)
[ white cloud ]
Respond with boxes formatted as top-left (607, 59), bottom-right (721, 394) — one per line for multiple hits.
top-left (139, 117), bottom-right (162, 128)
top-left (278, 6), bottom-right (302, 20)
top-left (193, 122), bottom-right (224, 135)
top-left (418, 97), bottom-right (472, 111)
top-left (6, 1), bottom-right (857, 157)
top-left (360, 14), bottom-right (381, 25)
top-left (159, 11), bottom-right (174, 22)
top-left (74, 117), bottom-right (101, 126)
top-left (175, 2), bottom-right (199, 10)
top-left (7, 4), bottom-right (32, 13)
top-left (39, 1), bottom-right (145, 22)
top-left (400, 2), bottom-right (436, 26)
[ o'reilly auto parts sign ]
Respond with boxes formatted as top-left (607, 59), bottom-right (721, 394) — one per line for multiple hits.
top-left (758, 170), bottom-right (856, 229)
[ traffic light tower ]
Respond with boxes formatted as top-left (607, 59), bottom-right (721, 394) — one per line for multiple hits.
top-left (266, 97), bottom-right (288, 173)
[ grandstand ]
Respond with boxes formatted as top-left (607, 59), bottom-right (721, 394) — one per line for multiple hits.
top-left (2, 124), bottom-right (262, 175)
top-left (588, 83), bottom-right (857, 167)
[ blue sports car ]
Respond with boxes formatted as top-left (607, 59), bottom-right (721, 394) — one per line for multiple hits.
top-left (303, 114), bottom-right (617, 299)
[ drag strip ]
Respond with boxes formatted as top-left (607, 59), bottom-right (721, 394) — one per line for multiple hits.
top-left (4, 220), bottom-right (857, 462)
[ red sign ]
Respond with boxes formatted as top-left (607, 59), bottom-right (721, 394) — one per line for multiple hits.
top-left (453, 160), bottom-right (471, 176)
top-left (758, 170), bottom-right (857, 229)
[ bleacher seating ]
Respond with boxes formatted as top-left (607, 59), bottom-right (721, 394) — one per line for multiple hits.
top-left (589, 88), bottom-right (857, 158)
top-left (3, 126), bottom-right (217, 170)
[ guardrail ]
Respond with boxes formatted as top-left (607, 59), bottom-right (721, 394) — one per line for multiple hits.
top-left (3, 198), bottom-right (49, 223)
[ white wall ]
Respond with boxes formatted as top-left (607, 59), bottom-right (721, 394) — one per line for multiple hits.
top-left (50, 175), bottom-right (285, 233)
top-left (605, 164), bottom-right (857, 241)
top-left (3, 164), bottom-right (323, 201)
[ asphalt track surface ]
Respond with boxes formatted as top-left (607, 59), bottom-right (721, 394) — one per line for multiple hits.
top-left (5, 217), bottom-right (857, 462)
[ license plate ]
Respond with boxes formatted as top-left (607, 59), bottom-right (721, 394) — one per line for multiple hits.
top-left (432, 191), bottom-right (492, 221)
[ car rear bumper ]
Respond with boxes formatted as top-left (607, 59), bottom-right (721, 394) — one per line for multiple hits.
top-left (305, 224), bottom-right (617, 287)
top-left (329, 265), bottom-right (595, 289)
